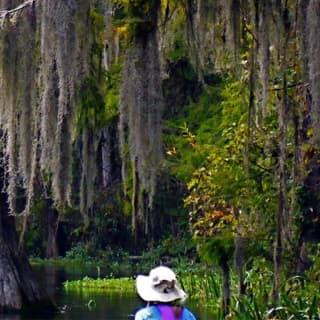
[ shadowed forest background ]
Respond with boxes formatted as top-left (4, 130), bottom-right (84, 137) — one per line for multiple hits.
top-left (0, 0), bottom-right (320, 318)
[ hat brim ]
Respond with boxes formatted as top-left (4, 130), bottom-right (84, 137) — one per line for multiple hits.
top-left (136, 275), bottom-right (186, 302)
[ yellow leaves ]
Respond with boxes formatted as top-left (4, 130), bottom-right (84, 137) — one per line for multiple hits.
top-left (166, 146), bottom-right (177, 156)
top-left (161, 0), bottom-right (170, 14)
top-left (306, 127), bottom-right (314, 138)
top-left (107, 25), bottom-right (128, 45)
top-left (116, 25), bottom-right (129, 39)
top-left (181, 123), bottom-right (197, 148)
top-left (190, 202), bottom-right (236, 240)
top-left (222, 213), bottom-right (234, 225)
top-left (211, 210), bottom-right (224, 219)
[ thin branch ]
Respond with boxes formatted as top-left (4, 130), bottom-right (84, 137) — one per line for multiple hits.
top-left (0, 0), bottom-right (36, 28)
top-left (269, 82), bottom-right (309, 92)
top-left (0, 0), bottom-right (35, 15)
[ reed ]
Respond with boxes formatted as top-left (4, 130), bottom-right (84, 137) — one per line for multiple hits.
top-left (178, 265), bottom-right (320, 319)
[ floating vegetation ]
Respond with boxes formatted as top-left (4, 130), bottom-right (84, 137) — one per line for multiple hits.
top-left (63, 276), bottom-right (135, 294)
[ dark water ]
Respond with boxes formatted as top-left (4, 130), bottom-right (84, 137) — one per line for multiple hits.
top-left (0, 265), bottom-right (214, 320)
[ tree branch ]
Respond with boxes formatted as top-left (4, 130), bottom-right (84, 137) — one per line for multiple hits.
top-left (269, 82), bottom-right (309, 92)
top-left (0, 0), bottom-right (35, 15)
top-left (0, 0), bottom-right (36, 28)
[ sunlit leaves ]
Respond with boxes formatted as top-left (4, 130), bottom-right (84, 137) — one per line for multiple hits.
top-left (179, 75), bottom-right (278, 254)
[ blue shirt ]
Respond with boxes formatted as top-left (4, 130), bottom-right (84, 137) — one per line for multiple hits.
top-left (134, 305), bottom-right (197, 320)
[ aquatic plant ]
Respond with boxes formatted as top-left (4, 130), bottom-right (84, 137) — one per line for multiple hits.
top-left (63, 276), bottom-right (135, 294)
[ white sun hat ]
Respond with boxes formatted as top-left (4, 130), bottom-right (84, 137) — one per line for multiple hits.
top-left (136, 266), bottom-right (186, 302)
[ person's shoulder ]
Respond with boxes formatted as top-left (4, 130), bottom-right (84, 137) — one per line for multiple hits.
top-left (134, 305), bottom-right (161, 320)
top-left (182, 307), bottom-right (197, 320)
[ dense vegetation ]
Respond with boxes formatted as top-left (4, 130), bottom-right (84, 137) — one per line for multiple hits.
top-left (1, 0), bottom-right (320, 317)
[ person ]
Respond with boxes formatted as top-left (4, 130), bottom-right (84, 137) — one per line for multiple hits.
top-left (134, 266), bottom-right (197, 320)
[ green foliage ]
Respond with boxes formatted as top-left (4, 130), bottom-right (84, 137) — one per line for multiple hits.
top-left (22, 197), bottom-right (48, 257)
top-left (243, 257), bottom-right (273, 307)
top-left (164, 77), bottom-right (246, 276)
top-left (83, 185), bottom-right (131, 251)
top-left (89, 7), bottom-right (106, 72)
top-left (77, 76), bottom-right (107, 131)
top-left (164, 71), bottom-right (280, 264)
top-left (159, 0), bottom-right (189, 63)
top-left (199, 235), bottom-right (235, 266)
top-left (76, 7), bottom-right (122, 133)
top-left (64, 276), bottom-right (135, 293)
top-left (24, 223), bottom-right (46, 257)
top-left (90, 7), bottom-right (106, 52)
top-left (232, 296), bottom-right (264, 320)
top-left (104, 63), bottom-right (122, 121)
top-left (65, 243), bottom-right (93, 262)
top-left (163, 63), bottom-right (286, 314)
top-left (305, 243), bottom-right (320, 281)
top-left (178, 257), bottom-right (320, 319)
top-left (163, 84), bottom-right (224, 181)
top-left (164, 75), bottom-right (253, 185)
top-left (180, 269), bottom-right (222, 308)
top-left (140, 235), bottom-right (196, 273)
top-left (110, 0), bottom-right (159, 39)
top-left (229, 255), bottom-right (320, 319)
top-left (166, 31), bottom-right (188, 62)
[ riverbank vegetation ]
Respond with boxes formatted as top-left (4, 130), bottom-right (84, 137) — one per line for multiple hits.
top-left (60, 249), bottom-right (320, 319)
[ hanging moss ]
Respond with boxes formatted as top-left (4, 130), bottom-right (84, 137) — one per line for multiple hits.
top-left (0, 1), bottom-right (92, 217)
top-left (119, 0), bottom-right (163, 246)
top-left (75, 6), bottom-right (122, 224)
top-left (0, 2), bottom-right (38, 215)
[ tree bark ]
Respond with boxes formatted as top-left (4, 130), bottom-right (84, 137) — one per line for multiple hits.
top-left (272, 61), bottom-right (288, 305)
top-left (234, 234), bottom-right (247, 295)
top-left (272, 2), bottom-right (290, 302)
top-left (0, 167), bottom-right (51, 312)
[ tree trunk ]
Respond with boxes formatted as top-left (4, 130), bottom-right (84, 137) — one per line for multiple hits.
top-left (0, 169), bottom-right (51, 312)
top-left (272, 3), bottom-right (290, 301)
top-left (234, 234), bottom-right (247, 295)
top-left (294, 0), bottom-right (320, 274)
top-left (272, 64), bottom-right (287, 305)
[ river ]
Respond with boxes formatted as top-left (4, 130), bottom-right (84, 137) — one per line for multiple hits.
top-left (0, 265), bottom-right (215, 319)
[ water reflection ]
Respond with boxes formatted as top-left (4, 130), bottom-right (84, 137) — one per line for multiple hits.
top-left (53, 291), bottom-right (139, 319)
